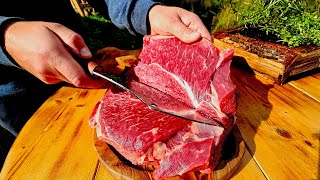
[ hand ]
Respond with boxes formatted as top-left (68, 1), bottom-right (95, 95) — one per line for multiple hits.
top-left (3, 21), bottom-right (105, 88)
top-left (148, 5), bottom-right (212, 43)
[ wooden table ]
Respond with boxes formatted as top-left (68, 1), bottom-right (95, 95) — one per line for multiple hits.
top-left (1, 66), bottom-right (319, 180)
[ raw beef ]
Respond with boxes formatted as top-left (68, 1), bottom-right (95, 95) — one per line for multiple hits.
top-left (137, 36), bottom-right (236, 127)
top-left (89, 35), bottom-right (237, 179)
top-left (90, 90), bottom-right (190, 164)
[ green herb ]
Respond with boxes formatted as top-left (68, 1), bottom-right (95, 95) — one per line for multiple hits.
top-left (73, 12), bottom-right (143, 52)
top-left (85, 12), bottom-right (110, 23)
top-left (103, 72), bottom-right (124, 85)
top-left (236, 0), bottom-right (320, 47)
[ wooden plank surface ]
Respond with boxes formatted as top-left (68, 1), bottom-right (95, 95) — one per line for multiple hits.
top-left (228, 126), bottom-right (266, 180)
top-left (229, 148), bottom-right (266, 180)
top-left (0, 86), bottom-right (107, 179)
top-left (1, 62), bottom-right (319, 179)
top-left (289, 71), bottom-right (320, 102)
top-left (231, 67), bottom-right (320, 179)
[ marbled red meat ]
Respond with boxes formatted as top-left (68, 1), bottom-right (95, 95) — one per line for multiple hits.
top-left (89, 35), bottom-right (237, 179)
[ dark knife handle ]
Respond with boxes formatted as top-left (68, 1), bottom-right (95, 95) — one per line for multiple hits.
top-left (76, 57), bottom-right (103, 78)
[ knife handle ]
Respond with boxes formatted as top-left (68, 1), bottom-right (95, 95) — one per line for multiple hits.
top-left (87, 61), bottom-right (100, 74)
top-left (76, 58), bottom-right (102, 77)
top-left (85, 60), bottom-right (106, 79)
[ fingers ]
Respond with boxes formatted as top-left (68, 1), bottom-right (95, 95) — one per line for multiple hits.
top-left (185, 17), bottom-right (212, 42)
top-left (149, 5), bottom-right (212, 43)
top-left (46, 23), bottom-right (92, 58)
top-left (3, 21), bottom-right (104, 88)
top-left (87, 61), bottom-right (100, 75)
top-left (170, 20), bottom-right (202, 43)
top-left (45, 23), bottom-right (107, 88)
top-left (178, 9), bottom-right (212, 42)
top-left (51, 47), bottom-right (106, 88)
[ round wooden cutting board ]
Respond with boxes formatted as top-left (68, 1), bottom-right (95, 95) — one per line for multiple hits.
top-left (93, 127), bottom-right (245, 180)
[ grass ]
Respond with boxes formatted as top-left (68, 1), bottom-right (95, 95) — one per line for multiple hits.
top-left (74, 12), bottom-right (143, 53)
top-left (210, 0), bottom-right (320, 47)
top-left (236, 0), bottom-right (320, 47)
top-left (77, 1), bottom-right (320, 49)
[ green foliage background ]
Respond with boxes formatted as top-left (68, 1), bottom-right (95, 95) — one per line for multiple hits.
top-left (161, 0), bottom-right (320, 47)
top-left (76, 13), bottom-right (143, 52)
top-left (78, 0), bottom-right (320, 50)
top-left (214, 0), bottom-right (320, 47)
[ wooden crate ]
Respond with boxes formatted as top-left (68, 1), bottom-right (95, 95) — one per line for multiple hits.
top-left (213, 30), bottom-right (320, 85)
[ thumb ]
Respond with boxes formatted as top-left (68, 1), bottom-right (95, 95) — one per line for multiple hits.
top-left (46, 23), bottom-right (92, 58)
top-left (171, 22), bottom-right (201, 43)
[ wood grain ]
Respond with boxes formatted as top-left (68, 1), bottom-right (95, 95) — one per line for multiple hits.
top-left (231, 66), bottom-right (320, 179)
top-left (0, 87), bottom-right (107, 179)
top-left (1, 46), bottom-right (319, 180)
top-left (94, 126), bottom-right (245, 180)
top-left (289, 72), bottom-right (320, 102)
top-left (229, 147), bottom-right (266, 180)
top-left (226, 125), bottom-right (266, 180)
top-left (213, 33), bottom-right (320, 85)
top-left (214, 38), bottom-right (285, 80)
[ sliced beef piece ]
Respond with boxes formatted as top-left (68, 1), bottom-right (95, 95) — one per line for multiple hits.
top-left (138, 35), bottom-right (236, 126)
top-left (89, 35), bottom-right (238, 179)
top-left (153, 123), bottom-right (224, 179)
top-left (89, 89), bottom-right (190, 164)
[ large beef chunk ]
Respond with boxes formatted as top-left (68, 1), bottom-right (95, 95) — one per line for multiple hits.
top-left (89, 35), bottom-right (237, 179)
top-left (138, 36), bottom-right (236, 127)
top-left (89, 90), bottom-right (190, 164)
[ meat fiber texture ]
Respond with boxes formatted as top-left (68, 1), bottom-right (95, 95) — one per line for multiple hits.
top-left (89, 35), bottom-right (237, 179)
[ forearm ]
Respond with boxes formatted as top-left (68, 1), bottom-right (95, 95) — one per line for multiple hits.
top-left (105, 0), bottom-right (161, 35)
top-left (0, 16), bottom-right (22, 68)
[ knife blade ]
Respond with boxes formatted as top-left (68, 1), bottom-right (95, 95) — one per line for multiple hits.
top-left (92, 66), bottom-right (223, 127)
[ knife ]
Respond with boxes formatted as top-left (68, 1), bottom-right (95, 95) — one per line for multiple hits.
top-left (90, 65), bottom-right (223, 127)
